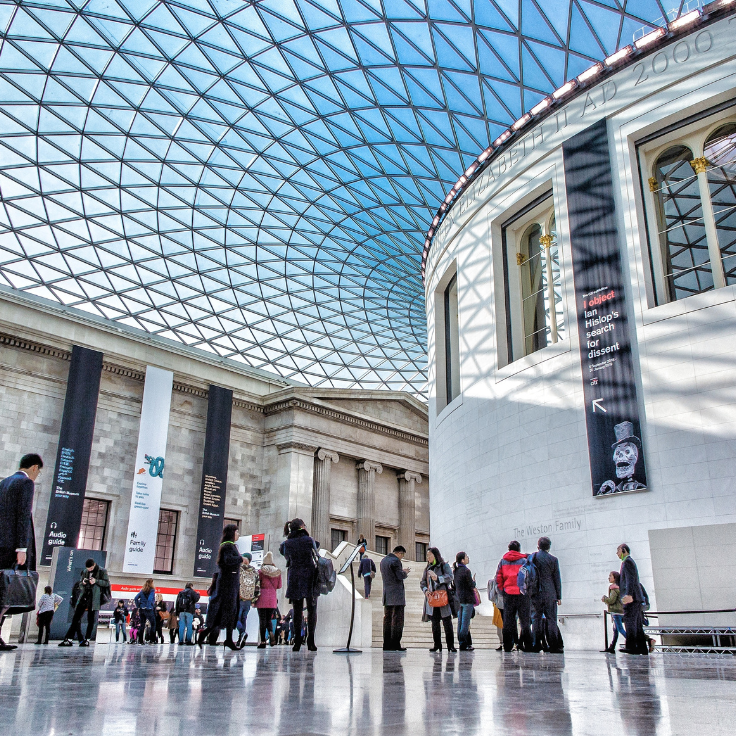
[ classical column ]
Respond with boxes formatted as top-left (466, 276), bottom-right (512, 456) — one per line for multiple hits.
top-left (356, 460), bottom-right (382, 550)
top-left (397, 471), bottom-right (422, 557)
top-left (690, 156), bottom-right (726, 289)
top-left (275, 442), bottom-right (318, 540)
top-left (311, 448), bottom-right (339, 550)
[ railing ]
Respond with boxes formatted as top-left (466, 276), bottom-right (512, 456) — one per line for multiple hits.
top-left (603, 608), bottom-right (736, 653)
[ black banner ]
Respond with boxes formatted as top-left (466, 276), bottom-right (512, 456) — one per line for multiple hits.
top-left (563, 118), bottom-right (647, 497)
top-left (41, 345), bottom-right (103, 564)
top-left (193, 385), bottom-right (233, 577)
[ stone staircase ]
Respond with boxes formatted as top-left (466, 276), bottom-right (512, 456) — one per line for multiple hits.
top-left (330, 543), bottom-right (500, 650)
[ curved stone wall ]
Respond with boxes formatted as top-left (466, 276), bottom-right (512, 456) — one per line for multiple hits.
top-left (424, 13), bottom-right (736, 647)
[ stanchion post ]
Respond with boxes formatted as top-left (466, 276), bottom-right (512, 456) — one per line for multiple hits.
top-left (334, 547), bottom-right (362, 654)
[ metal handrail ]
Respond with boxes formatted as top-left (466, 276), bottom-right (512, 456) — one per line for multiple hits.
top-left (603, 607), bottom-right (736, 651)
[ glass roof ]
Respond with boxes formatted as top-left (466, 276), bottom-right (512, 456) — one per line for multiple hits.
top-left (0, 0), bottom-right (673, 396)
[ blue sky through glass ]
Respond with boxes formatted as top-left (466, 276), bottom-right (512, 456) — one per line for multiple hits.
top-left (0, 0), bottom-right (678, 396)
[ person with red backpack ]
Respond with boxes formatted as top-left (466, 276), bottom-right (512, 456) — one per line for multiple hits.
top-left (495, 541), bottom-right (532, 652)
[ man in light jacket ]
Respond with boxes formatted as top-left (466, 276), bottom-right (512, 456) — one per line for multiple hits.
top-left (0, 453), bottom-right (42, 651)
top-left (380, 545), bottom-right (411, 651)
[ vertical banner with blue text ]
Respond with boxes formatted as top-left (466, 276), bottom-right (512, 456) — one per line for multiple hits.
top-left (563, 118), bottom-right (648, 497)
top-left (122, 366), bottom-right (173, 573)
top-left (41, 345), bottom-right (103, 565)
top-left (193, 385), bottom-right (233, 577)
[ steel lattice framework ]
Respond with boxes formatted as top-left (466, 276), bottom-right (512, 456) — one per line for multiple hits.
top-left (0, 0), bottom-right (680, 396)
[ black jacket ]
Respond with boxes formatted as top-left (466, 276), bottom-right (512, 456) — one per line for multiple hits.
top-left (176, 587), bottom-right (200, 615)
top-left (619, 555), bottom-right (643, 603)
top-left (380, 553), bottom-right (409, 606)
top-left (358, 557), bottom-right (376, 576)
top-left (280, 529), bottom-right (318, 602)
top-left (533, 550), bottom-right (562, 601)
top-left (453, 564), bottom-right (476, 605)
top-left (0, 471), bottom-right (36, 571)
top-left (113, 605), bottom-right (128, 623)
top-left (205, 542), bottom-right (242, 629)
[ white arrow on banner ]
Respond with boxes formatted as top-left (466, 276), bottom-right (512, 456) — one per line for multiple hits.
top-left (592, 398), bottom-right (607, 413)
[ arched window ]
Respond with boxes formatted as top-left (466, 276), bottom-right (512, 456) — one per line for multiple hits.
top-left (652, 145), bottom-right (712, 301)
top-left (547, 215), bottom-right (565, 342)
top-left (704, 124), bottom-right (736, 283)
top-left (519, 223), bottom-right (547, 355)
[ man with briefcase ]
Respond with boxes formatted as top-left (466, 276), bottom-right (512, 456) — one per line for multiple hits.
top-left (0, 453), bottom-right (43, 651)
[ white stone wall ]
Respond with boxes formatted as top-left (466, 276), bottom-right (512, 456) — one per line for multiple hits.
top-left (424, 17), bottom-right (736, 648)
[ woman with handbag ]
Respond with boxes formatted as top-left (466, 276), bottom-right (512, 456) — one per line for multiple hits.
top-left (154, 594), bottom-right (168, 643)
top-left (453, 552), bottom-right (477, 651)
top-left (197, 524), bottom-right (243, 651)
top-left (279, 518), bottom-right (319, 652)
top-left (420, 547), bottom-right (456, 652)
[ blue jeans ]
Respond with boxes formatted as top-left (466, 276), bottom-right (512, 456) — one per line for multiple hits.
top-left (457, 603), bottom-right (474, 648)
top-left (179, 612), bottom-right (193, 643)
top-left (115, 620), bottom-right (127, 642)
top-left (610, 613), bottom-right (627, 649)
top-left (236, 600), bottom-right (251, 633)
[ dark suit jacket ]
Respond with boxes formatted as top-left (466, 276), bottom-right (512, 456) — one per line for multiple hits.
top-left (0, 471), bottom-right (36, 571)
top-left (534, 549), bottom-right (562, 601)
top-left (619, 555), bottom-right (643, 603)
top-left (380, 553), bottom-right (408, 606)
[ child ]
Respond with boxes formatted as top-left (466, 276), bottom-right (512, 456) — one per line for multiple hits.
top-left (601, 571), bottom-right (625, 653)
top-left (36, 586), bottom-right (63, 645)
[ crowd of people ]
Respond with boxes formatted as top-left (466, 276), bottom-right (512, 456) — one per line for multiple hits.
top-left (0, 453), bottom-right (652, 656)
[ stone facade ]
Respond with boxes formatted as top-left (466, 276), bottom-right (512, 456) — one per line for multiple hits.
top-left (0, 295), bottom-right (429, 597)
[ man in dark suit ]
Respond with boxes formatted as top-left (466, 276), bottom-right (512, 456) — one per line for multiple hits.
top-left (0, 453), bottom-right (43, 651)
top-left (618, 543), bottom-right (649, 655)
top-left (380, 545), bottom-right (411, 651)
top-left (531, 536), bottom-right (563, 653)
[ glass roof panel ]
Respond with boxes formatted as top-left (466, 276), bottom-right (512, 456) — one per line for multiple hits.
top-left (0, 0), bottom-right (670, 396)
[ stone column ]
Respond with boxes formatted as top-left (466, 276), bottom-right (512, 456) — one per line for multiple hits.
top-left (311, 448), bottom-right (339, 550)
top-left (397, 471), bottom-right (421, 557)
top-left (356, 460), bottom-right (382, 550)
top-left (275, 442), bottom-right (318, 538)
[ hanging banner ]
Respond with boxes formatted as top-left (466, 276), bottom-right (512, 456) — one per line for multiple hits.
top-left (122, 366), bottom-right (173, 573)
top-left (193, 384), bottom-right (233, 578)
top-left (41, 345), bottom-right (103, 565)
top-left (563, 118), bottom-right (647, 497)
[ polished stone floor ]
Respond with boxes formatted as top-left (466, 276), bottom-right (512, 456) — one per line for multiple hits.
top-left (0, 644), bottom-right (734, 736)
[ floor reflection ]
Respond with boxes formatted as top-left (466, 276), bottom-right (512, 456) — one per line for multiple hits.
top-left (0, 646), bottom-right (734, 735)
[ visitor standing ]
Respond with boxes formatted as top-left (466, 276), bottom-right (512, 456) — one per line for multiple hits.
top-left (531, 536), bottom-right (563, 653)
top-left (0, 453), bottom-right (42, 652)
top-left (197, 524), bottom-right (242, 650)
top-left (380, 545), bottom-right (410, 651)
top-left (59, 558), bottom-right (110, 647)
top-left (154, 594), bottom-right (167, 643)
top-left (358, 554), bottom-right (376, 599)
top-left (128, 607), bottom-right (140, 644)
top-left (255, 551), bottom-right (282, 648)
top-left (112, 600), bottom-right (128, 643)
top-left (453, 552), bottom-right (476, 651)
top-left (488, 577), bottom-right (505, 650)
top-left (35, 586), bottom-right (62, 645)
top-left (175, 582), bottom-right (200, 645)
top-left (602, 570), bottom-right (625, 653)
top-left (167, 608), bottom-right (179, 643)
top-left (421, 547), bottom-right (456, 652)
top-left (280, 518), bottom-right (319, 652)
top-left (356, 534), bottom-right (367, 560)
top-left (236, 552), bottom-right (260, 648)
top-left (496, 541), bottom-right (532, 652)
top-left (133, 579), bottom-right (156, 645)
top-left (618, 544), bottom-right (649, 655)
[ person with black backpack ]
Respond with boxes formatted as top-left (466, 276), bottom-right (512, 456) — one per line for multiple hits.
top-left (58, 558), bottom-right (110, 647)
top-left (530, 536), bottom-right (563, 653)
top-left (175, 582), bottom-right (200, 645)
top-left (279, 518), bottom-right (320, 652)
